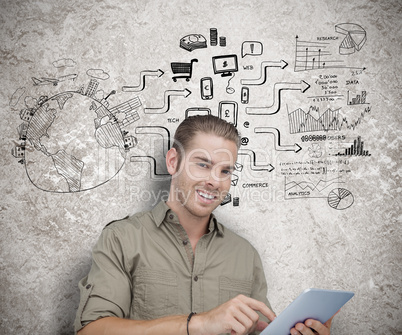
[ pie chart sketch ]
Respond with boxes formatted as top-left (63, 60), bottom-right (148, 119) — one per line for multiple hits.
top-left (335, 23), bottom-right (367, 55)
top-left (327, 188), bottom-right (354, 210)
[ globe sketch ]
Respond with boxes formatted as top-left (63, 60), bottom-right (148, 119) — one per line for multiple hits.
top-left (23, 91), bottom-right (127, 193)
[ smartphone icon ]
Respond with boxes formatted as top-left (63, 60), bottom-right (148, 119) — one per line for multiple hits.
top-left (241, 87), bottom-right (249, 104)
top-left (201, 77), bottom-right (213, 100)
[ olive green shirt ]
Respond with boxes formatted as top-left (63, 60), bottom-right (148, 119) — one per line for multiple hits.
top-left (74, 201), bottom-right (271, 334)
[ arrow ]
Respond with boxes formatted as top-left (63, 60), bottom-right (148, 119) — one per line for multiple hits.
top-left (238, 149), bottom-right (275, 172)
top-left (130, 156), bottom-right (170, 178)
top-left (135, 126), bottom-right (171, 155)
top-left (241, 60), bottom-right (288, 86)
top-left (122, 69), bottom-right (164, 92)
top-left (246, 80), bottom-right (310, 115)
top-left (254, 127), bottom-right (302, 153)
top-left (144, 89), bottom-right (191, 114)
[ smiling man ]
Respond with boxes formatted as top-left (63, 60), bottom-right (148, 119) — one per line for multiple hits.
top-left (75, 115), bottom-right (334, 335)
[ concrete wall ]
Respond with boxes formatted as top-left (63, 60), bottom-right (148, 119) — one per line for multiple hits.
top-left (1, 0), bottom-right (401, 334)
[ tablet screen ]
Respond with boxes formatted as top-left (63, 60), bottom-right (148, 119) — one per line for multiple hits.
top-left (260, 288), bottom-right (354, 335)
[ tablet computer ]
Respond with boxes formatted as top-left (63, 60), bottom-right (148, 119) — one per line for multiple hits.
top-left (260, 288), bottom-right (354, 335)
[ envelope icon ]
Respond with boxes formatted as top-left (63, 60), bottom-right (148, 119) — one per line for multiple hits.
top-left (231, 174), bottom-right (239, 186)
top-left (234, 162), bottom-right (243, 172)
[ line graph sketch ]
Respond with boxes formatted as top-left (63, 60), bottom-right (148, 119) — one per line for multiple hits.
top-left (288, 106), bottom-right (341, 133)
top-left (285, 175), bottom-right (345, 199)
top-left (288, 106), bottom-right (372, 133)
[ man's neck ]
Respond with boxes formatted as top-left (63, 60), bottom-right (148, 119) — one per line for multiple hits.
top-left (165, 200), bottom-right (210, 252)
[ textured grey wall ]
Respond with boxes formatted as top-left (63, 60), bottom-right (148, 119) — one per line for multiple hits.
top-left (1, 0), bottom-right (401, 334)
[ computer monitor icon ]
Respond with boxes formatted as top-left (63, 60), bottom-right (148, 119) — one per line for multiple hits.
top-left (212, 54), bottom-right (238, 77)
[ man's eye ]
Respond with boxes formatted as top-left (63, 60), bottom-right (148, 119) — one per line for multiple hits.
top-left (222, 170), bottom-right (232, 175)
top-left (197, 163), bottom-right (208, 168)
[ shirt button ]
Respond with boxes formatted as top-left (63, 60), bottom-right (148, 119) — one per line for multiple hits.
top-left (183, 240), bottom-right (188, 245)
top-left (169, 214), bottom-right (174, 220)
top-left (194, 276), bottom-right (199, 282)
top-left (85, 284), bottom-right (92, 289)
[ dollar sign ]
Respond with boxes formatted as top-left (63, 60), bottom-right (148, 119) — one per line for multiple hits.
top-left (223, 61), bottom-right (228, 67)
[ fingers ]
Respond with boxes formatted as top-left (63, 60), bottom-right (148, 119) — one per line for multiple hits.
top-left (290, 323), bottom-right (317, 335)
top-left (236, 295), bottom-right (276, 322)
top-left (200, 295), bottom-right (275, 335)
top-left (255, 320), bottom-right (270, 332)
top-left (305, 319), bottom-right (331, 335)
top-left (223, 295), bottom-right (265, 334)
top-left (228, 304), bottom-right (258, 334)
top-left (290, 319), bottom-right (331, 335)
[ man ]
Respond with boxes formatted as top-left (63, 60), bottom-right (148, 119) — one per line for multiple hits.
top-left (74, 115), bottom-right (335, 335)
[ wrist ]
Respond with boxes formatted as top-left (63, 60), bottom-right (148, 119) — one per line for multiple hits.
top-left (187, 313), bottom-right (203, 335)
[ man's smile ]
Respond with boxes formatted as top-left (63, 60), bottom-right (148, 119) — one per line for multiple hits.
top-left (196, 189), bottom-right (217, 201)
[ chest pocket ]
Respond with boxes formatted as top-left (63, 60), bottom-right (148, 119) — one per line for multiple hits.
top-left (219, 276), bottom-right (253, 304)
top-left (132, 268), bottom-right (179, 319)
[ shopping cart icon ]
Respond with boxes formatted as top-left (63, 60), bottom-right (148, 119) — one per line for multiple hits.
top-left (171, 58), bottom-right (198, 82)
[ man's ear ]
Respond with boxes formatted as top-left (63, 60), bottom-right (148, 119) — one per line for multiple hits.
top-left (166, 148), bottom-right (179, 176)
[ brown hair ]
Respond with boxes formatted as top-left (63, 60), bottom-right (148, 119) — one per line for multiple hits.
top-left (172, 115), bottom-right (240, 165)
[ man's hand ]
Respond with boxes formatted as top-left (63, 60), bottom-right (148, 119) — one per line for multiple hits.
top-left (190, 294), bottom-right (276, 335)
top-left (290, 314), bottom-right (335, 335)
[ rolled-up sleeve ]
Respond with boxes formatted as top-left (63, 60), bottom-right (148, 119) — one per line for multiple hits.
top-left (74, 227), bottom-right (132, 333)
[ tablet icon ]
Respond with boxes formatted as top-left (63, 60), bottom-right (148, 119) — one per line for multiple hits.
top-left (185, 107), bottom-right (211, 118)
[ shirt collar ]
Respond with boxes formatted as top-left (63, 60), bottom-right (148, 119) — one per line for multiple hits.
top-left (152, 201), bottom-right (224, 237)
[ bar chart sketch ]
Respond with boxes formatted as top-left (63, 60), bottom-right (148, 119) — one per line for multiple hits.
top-left (332, 136), bottom-right (371, 157)
top-left (347, 90), bottom-right (369, 105)
top-left (294, 36), bottom-right (342, 72)
top-left (294, 36), bottom-right (365, 72)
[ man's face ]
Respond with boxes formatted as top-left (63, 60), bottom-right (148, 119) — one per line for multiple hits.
top-left (168, 132), bottom-right (238, 220)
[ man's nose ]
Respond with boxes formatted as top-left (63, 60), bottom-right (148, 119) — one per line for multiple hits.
top-left (205, 170), bottom-right (221, 188)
